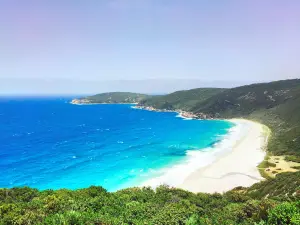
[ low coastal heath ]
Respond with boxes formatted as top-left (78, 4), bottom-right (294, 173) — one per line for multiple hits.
top-left (179, 119), bottom-right (268, 193)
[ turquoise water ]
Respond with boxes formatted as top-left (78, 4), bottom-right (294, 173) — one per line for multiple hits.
top-left (0, 98), bottom-right (233, 191)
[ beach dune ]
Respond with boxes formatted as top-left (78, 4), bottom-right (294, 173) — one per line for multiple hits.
top-left (179, 119), bottom-right (268, 193)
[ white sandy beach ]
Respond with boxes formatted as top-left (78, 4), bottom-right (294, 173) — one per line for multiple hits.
top-left (179, 119), bottom-right (269, 193)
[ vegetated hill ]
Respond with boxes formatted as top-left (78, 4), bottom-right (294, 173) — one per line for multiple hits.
top-left (140, 79), bottom-right (300, 157)
top-left (0, 171), bottom-right (299, 224)
top-left (82, 92), bottom-right (150, 104)
top-left (190, 79), bottom-right (300, 118)
top-left (190, 79), bottom-right (300, 156)
top-left (139, 88), bottom-right (226, 111)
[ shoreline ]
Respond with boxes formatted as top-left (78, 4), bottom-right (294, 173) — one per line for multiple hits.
top-left (105, 104), bottom-right (269, 193)
top-left (132, 105), bottom-right (213, 119)
top-left (178, 119), bottom-right (268, 193)
top-left (70, 102), bottom-right (269, 193)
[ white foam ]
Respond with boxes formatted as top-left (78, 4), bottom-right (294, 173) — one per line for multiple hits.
top-left (175, 114), bottom-right (192, 120)
top-left (141, 120), bottom-right (251, 188)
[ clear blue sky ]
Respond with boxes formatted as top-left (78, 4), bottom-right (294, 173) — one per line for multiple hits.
top-left (0, 0), bottom-right (299, 94)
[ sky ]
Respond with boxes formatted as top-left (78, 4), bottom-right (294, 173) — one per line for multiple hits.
top-left (0, 0), bottom-right (300, 94)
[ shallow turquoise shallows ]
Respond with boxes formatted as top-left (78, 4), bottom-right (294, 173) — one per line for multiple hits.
top-left (0, 98), bottom-right (233, 191)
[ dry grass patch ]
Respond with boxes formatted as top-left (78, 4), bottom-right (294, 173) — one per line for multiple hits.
top-left (263, 156), bottom-right (300, 178)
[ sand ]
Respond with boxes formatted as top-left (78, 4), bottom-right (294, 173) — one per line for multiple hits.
top-left (179, 119), bottom-right (268, 193)
top-left (264, 156), bottom-right (300, 177)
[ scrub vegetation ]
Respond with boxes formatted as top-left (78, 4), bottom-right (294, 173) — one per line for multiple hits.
top-left (0, 172), bottom-right (299, 224)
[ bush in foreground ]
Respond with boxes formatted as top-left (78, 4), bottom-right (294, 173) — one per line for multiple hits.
top-left (0, 176), bottom-right (299, 225)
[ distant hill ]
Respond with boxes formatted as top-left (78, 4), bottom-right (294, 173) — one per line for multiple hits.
top-left (72, 92), bottom-right (150, 104)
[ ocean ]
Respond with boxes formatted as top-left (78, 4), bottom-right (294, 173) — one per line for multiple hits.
top-left (0, 97), bottom-right (234, 191)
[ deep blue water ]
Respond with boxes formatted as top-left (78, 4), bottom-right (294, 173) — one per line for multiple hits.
top-left (0, 97), bottom-right (233, 191)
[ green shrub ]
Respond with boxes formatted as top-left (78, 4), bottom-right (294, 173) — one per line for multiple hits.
top-left (291, 166), bottom-right (300, 170)
top-left (0, 187), bottom-right (39, 203)
top-left (268, 162), bottom-right (277, 167)
top-left (224, 191), bottom-right (250, 203)
top-left (268, 201), bottom-right (300, 225)
top-left (150, 200), bottom-right (197, 225)
top-left (285, 156), bottom-right (300, 163)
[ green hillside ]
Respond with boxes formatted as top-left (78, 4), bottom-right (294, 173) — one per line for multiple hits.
top-left (190, 79), bottom-right (300, 156)
top-left (75, 92), bottom-right (150, 104)
top-left (139, 88), bottom-right (225, 111)
top-left (190, 79), bottom-right (300, 118)
top-left (140, 79), bottom-right (300, 157)
top-left (1, 172), bottom-right (299, 224)
top-left (247, 171), bottom-right (300, 200)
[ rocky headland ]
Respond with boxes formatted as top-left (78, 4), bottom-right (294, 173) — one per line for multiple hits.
top-left (132, 105), bottom-right (212, 120)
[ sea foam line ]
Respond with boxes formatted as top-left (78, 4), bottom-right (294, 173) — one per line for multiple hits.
top-left (141, 120), bottom-right (251, 189)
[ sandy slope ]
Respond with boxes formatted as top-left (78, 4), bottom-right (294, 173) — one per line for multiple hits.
top-left (179, 119), bottom-right (268, 193)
